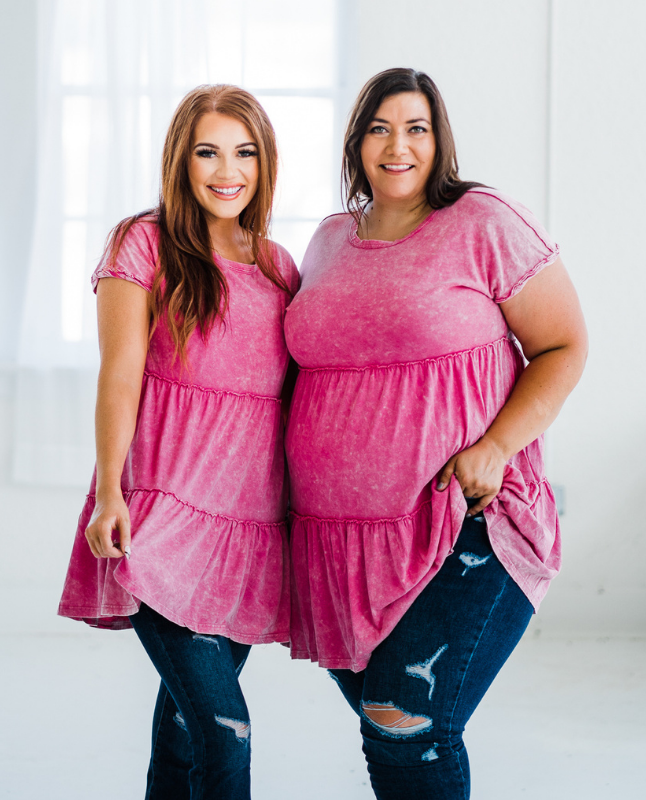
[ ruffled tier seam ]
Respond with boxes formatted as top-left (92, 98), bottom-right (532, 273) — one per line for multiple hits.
top-left (144, 371), bottom-right (281, 403)
top-left (299, 336), bottom-right (511, 374)
top-left (290, 498), bottom-right (433, 526)
top-left (88, 487), bottom-right (287, 530)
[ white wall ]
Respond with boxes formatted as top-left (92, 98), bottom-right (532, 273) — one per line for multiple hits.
top-left (0, 0), bottom-right (37, 363)
top-left (1, 0), bottom-right (645, 636)
top-left (354, 0), bottom-right (646, 634)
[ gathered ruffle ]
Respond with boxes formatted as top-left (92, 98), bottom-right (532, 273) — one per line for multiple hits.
top-left (289, 479), bottom-right (467, 671)
top-left (289, 464), bottom-right (559, 671)
top-left (58, 488), bottom-right (290, 643)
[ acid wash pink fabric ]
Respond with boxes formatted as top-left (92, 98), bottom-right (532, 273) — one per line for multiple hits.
top-left (284, 188), bottom-right (561, 671)
top-left (58, 219), bottom-right (299, 644)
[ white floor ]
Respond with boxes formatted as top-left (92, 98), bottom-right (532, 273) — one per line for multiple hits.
top-left (1, 628), bottom-right (644, 799)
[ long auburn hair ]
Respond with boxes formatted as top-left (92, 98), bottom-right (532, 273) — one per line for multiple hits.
top-left (343, 67), bottom-right (484, 219)
top-left (105, 85), bottom-right (288, 362)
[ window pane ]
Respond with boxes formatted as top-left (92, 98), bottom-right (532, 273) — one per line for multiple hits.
top-left (271, 220), bottom-right (319, 268)
top-left (62, 96), bottom-right (92, 217)
top-left (244, 0), bottom-right (336, 89)
top-left (259, 96), bottom-right (334, 219)
top-left (60, 0), bottom-right (94, 86)
top-left (61, 221), bottom-right (88, 342)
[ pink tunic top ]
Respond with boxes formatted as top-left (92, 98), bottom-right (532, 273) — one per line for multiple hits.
top-left (284, 188), bottom-right (561, 671)
top-left (58, 219), bottom-right (299, 644)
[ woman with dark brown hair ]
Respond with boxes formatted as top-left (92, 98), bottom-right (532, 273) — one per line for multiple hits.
top-left (284, 68), bottom-right (587, 798)
top-left (58, 85), bottom-right (299, 799)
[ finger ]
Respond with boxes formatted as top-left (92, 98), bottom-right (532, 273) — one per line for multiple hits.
top-left (466, 492), bottom-right (496, 516)
top-left (436, 457), bottom-right (457, 491)
top-left (85, 526), bottom-right (101, 558)
top-left (97, 520), bottom-right (123, 558)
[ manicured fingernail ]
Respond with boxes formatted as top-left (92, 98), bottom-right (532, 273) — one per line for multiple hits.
top-left (437, 482), bottom-right (446, 490)
top-left (124, 546), bottom-right (131, 560)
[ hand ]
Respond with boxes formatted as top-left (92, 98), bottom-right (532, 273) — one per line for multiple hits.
top-left (436, 436), bottom-right (508, 516)
top-left (85, 492), bottom-right (132, 559)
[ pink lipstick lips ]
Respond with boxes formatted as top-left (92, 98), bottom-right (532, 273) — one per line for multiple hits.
top-left (207, 184), bottom-right (245, 200)
top-left (380, 164), bottom-right (414, 173)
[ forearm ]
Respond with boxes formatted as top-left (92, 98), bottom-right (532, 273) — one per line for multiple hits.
top-left (481, 343), bottom-right (587, 461)
top-left (94, 370), bottom-right (142, 498)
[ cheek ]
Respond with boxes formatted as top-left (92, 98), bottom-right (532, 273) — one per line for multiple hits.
top-left (188, 159), bottom-right (205, 191)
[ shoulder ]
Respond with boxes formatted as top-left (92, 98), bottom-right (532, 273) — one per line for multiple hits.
top-left (316, 212), bottom-right (353, 237)
top-left (450, 188), bottom-right (552, 245)
top-left (266, 239), bottom-right (300, 292)
top-left (304, 213), bottom-right (353, 253)
top-left (120, 214), bottom-right (160, 255)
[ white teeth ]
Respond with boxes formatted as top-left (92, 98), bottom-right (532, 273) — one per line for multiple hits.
top-left (212, 186), bottom-right (242, 195)
top-left (383, 164), bottom-right (412, 171)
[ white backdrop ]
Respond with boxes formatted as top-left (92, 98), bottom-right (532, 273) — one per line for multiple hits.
top-left (0, 0), bottom-right (644, 638)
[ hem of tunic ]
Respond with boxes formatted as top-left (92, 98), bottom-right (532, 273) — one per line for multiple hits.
top-left (289, 650), bottom-right (365, 671)
top-left (485, 512), bottom-right (552, 613)
top-left (117, 575), bottom-right (290, 644)
top-left (57, 599), bottom-right (290, 645)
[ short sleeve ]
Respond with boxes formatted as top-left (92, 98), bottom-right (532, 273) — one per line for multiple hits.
top-left (91, 218), bottom-right (159, 294)
top-left (472, 191), bottom-right (560, 303)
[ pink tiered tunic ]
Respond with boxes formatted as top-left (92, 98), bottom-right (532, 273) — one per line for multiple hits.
top-left (58, 219), bottom-right (299, 644)
top-left (285, 188), bottom-right (562, 671)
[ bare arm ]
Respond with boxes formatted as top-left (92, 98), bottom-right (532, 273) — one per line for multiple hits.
top-left (85, 278), bottom-right (150, 558)
top-left (437, 257), bottom-right (588, 515)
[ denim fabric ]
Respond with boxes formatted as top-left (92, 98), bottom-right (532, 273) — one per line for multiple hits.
top-left (329, 512), bottom-right (533, 800)
top-left (130, 603), bottom-right (252, 800)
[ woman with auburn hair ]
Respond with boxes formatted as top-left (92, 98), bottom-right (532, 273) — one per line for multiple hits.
top-left (285, 68), bottom-right (587, 797)
top-left (58, 84), bottom-right (299, 798)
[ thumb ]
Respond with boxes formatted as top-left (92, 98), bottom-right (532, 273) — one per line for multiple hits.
top-left (119, 514), bottom-right (132, 560)
top-left (436, 457), bottom-right (457, 491)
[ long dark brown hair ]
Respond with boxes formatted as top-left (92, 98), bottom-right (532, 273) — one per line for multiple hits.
top-left (343, 67), bottom-right (483, 219)
top-left (105, 85), bottom-right (288, 361)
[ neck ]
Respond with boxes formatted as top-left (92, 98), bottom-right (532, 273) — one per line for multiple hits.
top-left (359, 195), bottom-right (432, 242)
top-left (207, 216), bottom-right (254, 264)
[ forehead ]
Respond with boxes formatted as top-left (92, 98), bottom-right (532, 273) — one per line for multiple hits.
top-left (192, 112), bottom-right (255, 143)
top-left (373, 91), bottom-right (431, 120)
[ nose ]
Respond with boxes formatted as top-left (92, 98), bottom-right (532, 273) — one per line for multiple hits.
top-left (387, 131), bottom-right (409, 157)
top-left (213, 153), bottom-right (237, 180)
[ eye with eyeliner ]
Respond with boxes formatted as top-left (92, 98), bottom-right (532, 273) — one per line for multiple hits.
top-left (195, 147), bottom-right (217, 158)
top-left (237, 148), bottom-right (258, 158)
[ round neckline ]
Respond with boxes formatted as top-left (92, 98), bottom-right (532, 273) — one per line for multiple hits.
top-left (348, 208), bottom-right (438, 249)
top-left (213, 251), bottom-right (257, 273)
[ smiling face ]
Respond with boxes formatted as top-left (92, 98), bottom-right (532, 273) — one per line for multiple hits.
top-left (360, 91), bottom-right (436, 208)
top-left (188, 112), bottom-right (259, 223)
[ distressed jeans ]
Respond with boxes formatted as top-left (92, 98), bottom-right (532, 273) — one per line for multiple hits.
top-left (130, 603), bottom-right (252, 800)
top-left (329, 510), bottom-right (533, 800)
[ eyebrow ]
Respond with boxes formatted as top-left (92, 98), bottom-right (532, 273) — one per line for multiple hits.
top-left (193, 141), bottom-right (258, 149)
top-left (371, 117), bottom-right (431, 125)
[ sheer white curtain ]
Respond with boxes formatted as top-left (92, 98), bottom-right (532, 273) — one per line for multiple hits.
top-left (14, 0), bottom-right (341, 486)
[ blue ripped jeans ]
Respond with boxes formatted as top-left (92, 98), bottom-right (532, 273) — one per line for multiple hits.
top-left (129, 603), bottom-right (252, 800)
top-left (329, 512), bottom-right (533, 800)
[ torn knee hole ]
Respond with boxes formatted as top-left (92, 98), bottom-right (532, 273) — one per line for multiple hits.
top-left (215, 716), bottom-right (250, 742)
top-left (362, 702), bottom-right (433, 735)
